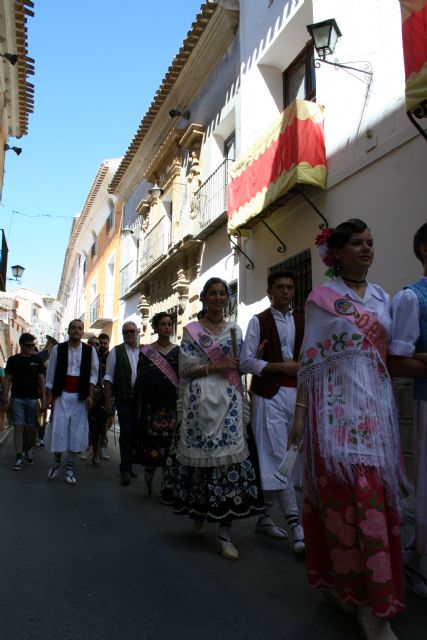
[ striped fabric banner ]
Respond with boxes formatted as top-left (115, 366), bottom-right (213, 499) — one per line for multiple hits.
top-left (227, 99), bottom-right (326, 235)
top-left (400, 0), bottom-right (427, 113)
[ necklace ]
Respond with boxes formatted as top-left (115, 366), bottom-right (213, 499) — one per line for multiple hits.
top-left (205, 315), bottom-right (224, 324)
top-left (155, 340), bottom-right (172, 350)
top-left (342, 275), bottom-right (366, 285)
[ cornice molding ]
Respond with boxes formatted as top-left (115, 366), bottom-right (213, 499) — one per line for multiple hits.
top-left (109, 2), bottom-right (239, 198)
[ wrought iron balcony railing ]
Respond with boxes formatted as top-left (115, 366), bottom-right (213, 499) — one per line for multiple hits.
top-left (89, 294), bottom-right (112, 329)
top-left (191, 158), bottom-right (231, 238)
top-left (139, 216), bottom-right (171, 274)
top-left (120, 259), bottom-right (137, 299)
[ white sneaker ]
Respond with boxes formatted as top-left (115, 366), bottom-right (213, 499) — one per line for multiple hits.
top-left (255, 516), bottom-right (288, 539)
top-left (47, 464), bottom-right (60, 480)
top-left (217, 538), bottom-right (239, 560)
top-left (100, 448), bottom-right (109, 460)
top-left (65, 471), bottom-right (77, 484)
top-left (290, 523), bottom-right (305, 554)
top-left (358, 606), bottom-right (399, 640)
top-left (12, 457), bottom-right (24, 471)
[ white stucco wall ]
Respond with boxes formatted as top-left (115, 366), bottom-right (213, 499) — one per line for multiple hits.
top-left (234, 0), bottom-right (426, 328)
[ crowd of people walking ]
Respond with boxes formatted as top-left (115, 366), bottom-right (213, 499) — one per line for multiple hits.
top-left (2, 218), bottom-right (427, 640)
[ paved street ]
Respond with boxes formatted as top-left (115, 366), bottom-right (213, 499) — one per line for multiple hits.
top-left (0, 430), bottom-right (426, 640)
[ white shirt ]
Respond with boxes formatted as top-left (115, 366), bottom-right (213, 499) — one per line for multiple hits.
top-left (390, 280), bottom-right (423, 357)
top-left (45, 343), bottom-right (99, 389)
top-left (103, 343), bottom-right (140, 387)
top-left (240, 307), bottom-right (295, 377)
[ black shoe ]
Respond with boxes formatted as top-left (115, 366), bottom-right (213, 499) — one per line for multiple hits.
top-left (121, 473), bottom-right (131, 486)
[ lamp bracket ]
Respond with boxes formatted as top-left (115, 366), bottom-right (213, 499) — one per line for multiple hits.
top-left (407, 99), bottom-right (427, 141)
top-left (229, 230), bottom-right (254, 269)
top-left (259, 218), bottom-right (286, 253)
top-left (314, 58), bottom-right (373, 85)
top-left (295, 186), bottom-right (329, 230)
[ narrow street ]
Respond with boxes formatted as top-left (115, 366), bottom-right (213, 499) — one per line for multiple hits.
top-left (0, 430), bottom-right (425, 640)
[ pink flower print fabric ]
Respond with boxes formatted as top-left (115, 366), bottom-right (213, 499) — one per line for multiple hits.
top-left (303, 465), bottom-right (404, 618)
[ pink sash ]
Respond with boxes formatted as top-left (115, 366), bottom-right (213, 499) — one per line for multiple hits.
top-left (185, 321), bottom-right (244, 394)
top-left (141, 345), bottom-right (179, 389)
top-left (309, 286), bottom-right (389, 363)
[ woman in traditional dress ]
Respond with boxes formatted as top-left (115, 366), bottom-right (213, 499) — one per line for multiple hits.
top-left (133, 312), bottom-right (179, 495)
top-left (165, 277), bottom-right (264, 560)
top-left (288, 219), bottom-right (406, 640)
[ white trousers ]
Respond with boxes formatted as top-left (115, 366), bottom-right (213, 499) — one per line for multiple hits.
top-left (252, 387), bottom-right (302, 490)
top-left (47, 391), bottom-right (89, 453)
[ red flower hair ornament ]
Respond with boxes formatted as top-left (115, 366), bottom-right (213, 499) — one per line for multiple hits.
top-left (315, 227), bottom-right (336, 277)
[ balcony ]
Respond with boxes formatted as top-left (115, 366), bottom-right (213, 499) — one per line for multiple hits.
top-left (139, 216), bottom-right (171, 275)
top-left (192, 158), bottom-right (231, 239)
top-left (89, 294), bottom-right (113, 329)
top-left (120, 259), bottom-right (137, 299)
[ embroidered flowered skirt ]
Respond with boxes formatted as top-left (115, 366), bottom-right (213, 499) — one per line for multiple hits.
top-left (304, 461), bottom-right (405, 618)
top-left (161, 425), bottom-right (264, 522)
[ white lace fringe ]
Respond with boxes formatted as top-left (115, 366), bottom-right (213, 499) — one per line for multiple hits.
top-left (299, 351), bottom-right (408, 511)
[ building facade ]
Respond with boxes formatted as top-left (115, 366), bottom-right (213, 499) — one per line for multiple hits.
top-left (58, 158), bottom-right (123, 345)
top-left (109, 1), bottom-right (240, 343)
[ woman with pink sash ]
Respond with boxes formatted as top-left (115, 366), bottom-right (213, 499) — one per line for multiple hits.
top-left (288, 220), bottom-right (407, 640)
top-left (165, 277), bottom-right (263, 560)
top-left (133, 312), bottom-right (179, 497)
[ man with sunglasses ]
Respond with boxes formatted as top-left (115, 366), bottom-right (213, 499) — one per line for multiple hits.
top-left (104, 321), bottom-right (140, 486)
top-left (2, 333), bottom-right (46, 470)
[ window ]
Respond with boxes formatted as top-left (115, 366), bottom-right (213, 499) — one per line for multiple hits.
top-left (224, 133), bottom-right (235, 161)
top-left (225, 280), bottom-right (238, 322)
top-left (90, 237), bottom-right (97, 259)
top-left (269, 249), bottom-right (312, 314)
top-left (283, 43), bottom-right (316, 108)
top-left (106, 210), bottom-right (115, 234)
top-left (83, 256), bottom-right (88, 276)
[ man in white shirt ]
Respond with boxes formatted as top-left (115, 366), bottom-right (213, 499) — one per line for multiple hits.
top-left (46, 319), bottom-right (99, 484)
top-left (104, 321), bottom-right (140, 486)
top-left (240, 270), bottom-right (305, 554)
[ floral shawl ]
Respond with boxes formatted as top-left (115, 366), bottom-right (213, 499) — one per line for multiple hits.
top-left (299, 280), bottom-right (407, 509)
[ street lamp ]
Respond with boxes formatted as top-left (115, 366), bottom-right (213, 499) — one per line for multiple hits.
top-left (0, 52), bottom-right (18, 65)
top-left (4, 144), bottom-right (22, 155)
top-left (148, 183), bottom-right (164, 198)
top-left (11, 264), bottom-right (25, 280)
top-left (306, 19), bottom-right (373, 83)
top-left (306, 19), bottom-right (342, 61)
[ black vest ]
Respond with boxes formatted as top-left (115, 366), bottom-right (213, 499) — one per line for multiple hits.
top-left (52, 341), bottom-right (92, 401)
top-left (250, 308), bottom-right (304, 399)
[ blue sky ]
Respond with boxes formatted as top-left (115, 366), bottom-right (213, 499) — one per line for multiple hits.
top-left (1, 0), bottom-right (203, 295)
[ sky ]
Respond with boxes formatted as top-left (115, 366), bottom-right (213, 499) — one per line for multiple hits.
top-left (1, 0), bottom-right (203, 296)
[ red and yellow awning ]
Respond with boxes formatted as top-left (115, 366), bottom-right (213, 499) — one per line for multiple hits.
top-left (227, 99), bottom-right (326, 235)
top-left (400, 0), bottom-right (427, 113)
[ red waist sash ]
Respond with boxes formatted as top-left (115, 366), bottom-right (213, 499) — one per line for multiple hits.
top-left (278, 375), bottom-right (297, 388)
top-left (63, 375), bottom-right (79, 393)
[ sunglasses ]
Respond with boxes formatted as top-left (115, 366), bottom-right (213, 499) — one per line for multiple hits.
top-left (123, 329), bottom-right (136, 334)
